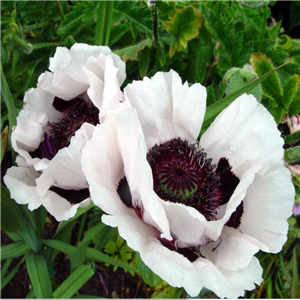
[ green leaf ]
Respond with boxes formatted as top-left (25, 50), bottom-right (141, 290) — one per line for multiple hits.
top-left (1, 65), bottom-right (17, 164)
top-left (164, 6), bottom-right (204, 56)
top-left (203, 62), bottom-right (288, 128)
top-left (1, 126), bottom-right (8, 163)
top-left (53, 265), bottom-right (94, 299)
top-left (42, 239), bottom-right (138, 274)
top-left (26, 251), bottom-right (53, 298)
top-left (291, 248), bottom-right (299, 298)
top-left (136, 252), bottom-right (163, 287)
top-left (282, 74), bottom-right (300, 109)
top-left (289, 89), bottom-right (300, 115)
top-left (285, 145), bottom-right (300, 163)
top-left (42, 239), bottom-right (77, 256)
top-left (250, 53), bottom-right (282, 103)
top-left (80, 222), bottom-right (106, 247)
top-left (139, 46), bottom-right (150, 78)
top-left (1, 184), bottom-right (43, 253)
top-left (284, 130), bottom-right (300, 146)
top-left (1, 241), bottom-right (30, 260)
top-left (1, 257), bottom-right (25, 290)
top-left (115, 39), bottom-right (152, 62)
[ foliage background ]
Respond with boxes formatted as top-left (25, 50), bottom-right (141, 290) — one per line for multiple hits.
top-left (1, 0), bottom-right (300, 298)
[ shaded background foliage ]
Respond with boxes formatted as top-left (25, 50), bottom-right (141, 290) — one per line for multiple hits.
top-left (1, 1), bottom-right (300, 298)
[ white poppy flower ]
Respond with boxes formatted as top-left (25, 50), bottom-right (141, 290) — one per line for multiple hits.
top-left (4, 43), bottom-right (126, 221)
top-left (81, 70), bottom-right (294, 298)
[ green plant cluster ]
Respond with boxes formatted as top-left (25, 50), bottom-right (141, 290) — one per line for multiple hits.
top-left (1, 1), bottom-right (300, 298)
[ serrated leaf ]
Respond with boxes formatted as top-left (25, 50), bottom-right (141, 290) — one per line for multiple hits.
top-left (284, 130), bottom-right (300, 146)
top-left (250, 53), bottom-right (283, 103)
top-left (282, 74), bottom-right (300, 109)
top-left (164, 6), bottom-right (203, 55)
top-left (285, 145), bottom-right (300, 163)
top-left (53, 265), bottom-right (94, 299)
top-left (136, 252), bottom-right (163, 287)
top-left (115, 39), bottom-right (152, 62)
top-left (26, 251), bottom-right (53, 298)
top-left (289, 92), bottom-right (300, 115)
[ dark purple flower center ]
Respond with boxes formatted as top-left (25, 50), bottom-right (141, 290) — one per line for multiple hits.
top-left (31, 96), bottom-right (100, 160)
top-left (117, 137), bottom-right (243, 262)
top-left (147, 138), bottom-right (222, 221)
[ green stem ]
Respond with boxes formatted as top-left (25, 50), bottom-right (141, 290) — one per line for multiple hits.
top-left (56, 0), bottom-right (65, 20)
top-left (23, 21), bottom-right (50, 32)
top-left (94, 1), bottom-right (114, 46)
top-left (151, 3), bottom-right (159, 46)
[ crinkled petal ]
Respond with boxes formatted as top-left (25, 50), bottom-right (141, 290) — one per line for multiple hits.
top-left (124, 70), bottom-right (206, 148)
top-left (82, 108), bottom-right (171, 239)
top-left (200, 94), bottom-right (284, 178)
top-left (102, 214), bottom-right (263, 298)
top-left (200, 94), bottom-right (294, 252)
top-left (4, 166), bottom-right (43, 210)
top-left (81, 120), bottom-right (130, 216)
top-left (11, 74), bottom-right (61, 170)
top-left (36, 123), bottom-right (95, 195)
top-left (112, 108), bottom-right (171, 239)
top-left (202, 227), bottom-right (262, 271)
top-left (240, 164), bottom-right (294, 253)
top-left (46, 44), bottom-right (126, 103)
top-left (3, 166), bottom-right (90, 221)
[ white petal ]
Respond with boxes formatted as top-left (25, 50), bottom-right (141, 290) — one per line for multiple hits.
top-left (4, 166), bottom-right (43, 210)
top-left (103, 214), bottom-right (262, 299)
top-left (240, 164), bottom-right (294, 253)
top-left (200, 94), bottom-right (284, 178)
top-left (42, 191), bottom-right (91, 222)
top-left (4, 166), bottom-right (90, 222)
top-left (202, 227), bottom-right (261, 271)
top-left (36, 123), bottom-right (95, 195)
top-left (11, 77), bottom-right (61, 170)
top-left (124, 70), bottom-right (206, 148)
top-left (200, 94), bottom-right (294, 252)
top-left (112, 108), bottom-right (171, 239)
top-left (81, 119), bottom-right (131, 216)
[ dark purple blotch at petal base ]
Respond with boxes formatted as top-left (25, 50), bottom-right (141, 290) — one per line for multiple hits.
top-left (117, 177), bottom-right (133, 208)
top-left (50, 186), bottom-right (90, 204)
top-left (216, 157), bottom-right (243, 229)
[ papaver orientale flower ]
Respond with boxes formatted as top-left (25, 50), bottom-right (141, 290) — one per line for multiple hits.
top-left (81, 70), bottom-right (294, 298)
top-left (4, 43), bottom-right (126, 221)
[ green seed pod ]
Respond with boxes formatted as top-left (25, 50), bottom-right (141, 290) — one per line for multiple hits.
top-left (224, 64), bottom-right (262, 102)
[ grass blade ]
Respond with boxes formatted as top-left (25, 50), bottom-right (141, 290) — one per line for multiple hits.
top-left (1, 64), bottom-right (17, 164)
top-left (53, 265), bottom-right (94, 299)
top-left (1, 241), bottom-right (31, 260)
top-left (25, 251), bottom-right (53, 298)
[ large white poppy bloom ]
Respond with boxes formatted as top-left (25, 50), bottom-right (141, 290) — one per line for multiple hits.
top-left (4, 43), bottom-right (126, 221)
top-left (81, 70), bottom-right (294, 298)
